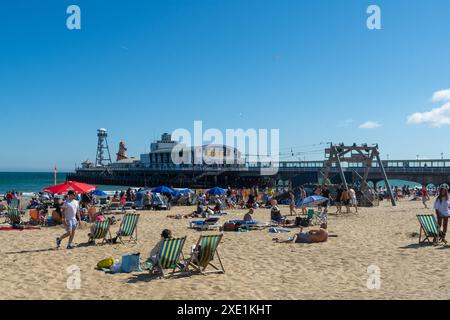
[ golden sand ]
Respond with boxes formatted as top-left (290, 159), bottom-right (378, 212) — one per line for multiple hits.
top-left (0, 200), bottom-right (448, 300)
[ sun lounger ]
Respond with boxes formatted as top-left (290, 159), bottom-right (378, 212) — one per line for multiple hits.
top-left (190, 218), bottom-right (222, 231)
top-left (103, 202), bottom-right (135, 215)
top-left (417, 214), bottom-right (440, 244)
top-left (89, 220), bottom-right (112, 245)
top-left (185, 234), bottom-right (225, 275)
top-left (147, 237), bottom-right (188, 278)
top-left (116, 213), bottom-right (140, 244)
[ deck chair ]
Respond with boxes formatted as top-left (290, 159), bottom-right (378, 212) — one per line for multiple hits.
top-left (307, 209), bottom-right (326, 225)
top-left (9, 199), bottom-right (19, 209)
top-left (148, 237), bottom-right (188, 278)
top-left (116, 213), bottom-right (140, 244)
top-left (6, 208), bottom-right (21, 224)
top-left (186, 234), bottom-right (225, 275)
top-left (417, 214), bottom-right (440, 244)
top-left (89, 220), bottom-right (112, 245)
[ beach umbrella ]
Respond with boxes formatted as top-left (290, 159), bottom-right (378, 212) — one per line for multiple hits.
top-left (301, 195), bottom-right (328, 207)
top-left (91, 189), bottom-right (108, 197)
top-left (178, 188), bottom-right (194, 194)
top-left (43, 181), bottom-right (96, 195)
top-left (151, 186), bottom-right (176, 195)
top-left (207, 187), bottom-right (226, 195)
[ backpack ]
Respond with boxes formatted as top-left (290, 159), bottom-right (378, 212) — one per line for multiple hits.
top-left (223, 222), bottom-right (237, 232)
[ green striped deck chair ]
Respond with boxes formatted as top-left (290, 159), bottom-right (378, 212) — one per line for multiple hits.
top-left (89, 220), bottom-right (112, 245)
top-left (9, 199), bottom-right (19, 210)
top-left (187, 234), bottom-right (225, 275)
top-left (6, 208), bottom-right (21, 224)
top-left (117, 213), bottom-right (140, 244)
top-left (152, 237), bottom-right (187, 278)
top-left (417, 214), bottom-right (440, 244)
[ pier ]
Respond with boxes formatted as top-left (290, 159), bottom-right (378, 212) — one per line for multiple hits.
top-left (68, 158), bottom-right (450, 189)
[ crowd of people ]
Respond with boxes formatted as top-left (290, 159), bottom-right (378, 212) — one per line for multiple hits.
top-left (2, 182), bottom-right (449, 247)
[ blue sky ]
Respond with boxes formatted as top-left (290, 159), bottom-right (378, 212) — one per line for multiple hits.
top-left (1, 0), bottom-right (450, 171)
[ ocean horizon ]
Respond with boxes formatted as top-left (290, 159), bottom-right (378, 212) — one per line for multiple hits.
top-left (0, 172), bottom-right (135, 195)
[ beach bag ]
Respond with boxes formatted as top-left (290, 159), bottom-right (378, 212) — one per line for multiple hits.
top-left (121, 253), bottom-right (142, 273)
top-left (97, 257), bottom-right (115, 269)
top-left (223, 222), bottom-right (237, 232)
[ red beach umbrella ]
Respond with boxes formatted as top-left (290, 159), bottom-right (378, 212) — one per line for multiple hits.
top-left (43, 181), bottom-right (96, 195)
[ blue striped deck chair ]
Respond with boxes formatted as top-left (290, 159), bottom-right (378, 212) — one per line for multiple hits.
top-left (151, 237), bottom-right (188, 278)
top-left (89, 220), bottom-right (112, 245)
top-left (187, 234), bottom-right (225, 275)
top-left (6, 208), bottom-right (21, 225)
top-left (117, 213), bottom-right (140, 244)
top-left (417, 214), bottom-right (440, 244)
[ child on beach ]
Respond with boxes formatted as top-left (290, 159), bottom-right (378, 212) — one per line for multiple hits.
top-left (56, 190), bottom-right (81, 250)
top-left (421, 186), bottom-right (430, 209)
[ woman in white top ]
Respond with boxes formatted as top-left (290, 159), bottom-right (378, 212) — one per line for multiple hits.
top-left (433, 187), bottom-right (450, 243)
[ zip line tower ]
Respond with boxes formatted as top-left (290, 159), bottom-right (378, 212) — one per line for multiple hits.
top-left (95, 128), bottom-right (112, 167)
top-left (322, 143), bottom-right (396, 206)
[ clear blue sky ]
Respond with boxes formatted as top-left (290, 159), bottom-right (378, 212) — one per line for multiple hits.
top-left (1, 0), bottom-right (450, 171)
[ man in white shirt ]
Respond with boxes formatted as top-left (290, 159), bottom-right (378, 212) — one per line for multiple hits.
top-left (56, 190), bottom-right (80, 249)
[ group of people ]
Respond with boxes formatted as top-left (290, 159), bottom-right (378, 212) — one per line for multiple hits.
top-left (3, 191), bottom-right (23, 208)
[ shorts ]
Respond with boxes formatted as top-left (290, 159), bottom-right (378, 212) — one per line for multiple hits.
top-left (295, 233), bottom-right (311, 243)
top-left (65, 219), bottom-right (78, 232)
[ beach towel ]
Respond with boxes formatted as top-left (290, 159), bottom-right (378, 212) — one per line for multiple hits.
top-left (0, 226), bottom-right (41, 231)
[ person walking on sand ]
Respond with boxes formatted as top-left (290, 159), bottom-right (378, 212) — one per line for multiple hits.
top-left (421, 185), bottom-right (430, 209)
top-left (349, 187), bottom-right (358, 213)
top-left (289, 191), bottom-right (297, 216)
top-left (56, 190), bottom-right (81, 250)
top-left (340, 188), bottom-right (351, 214)
top-left (434, 187), bottom-right (450, 244)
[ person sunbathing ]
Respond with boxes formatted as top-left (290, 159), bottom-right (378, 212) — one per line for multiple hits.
top-left (167, 212), bottom-right (197, 219)
top-left (145, 229), bottom-right (173, 270)
top-left (244, 208), bottom-right (254, 221)
top-left (270, 199), bottom-right (286, 224)
top-left (273, 223), bottom-right (328, 244)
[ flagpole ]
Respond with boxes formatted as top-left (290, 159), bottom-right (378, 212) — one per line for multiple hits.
top-left (54, 164), bottom-right (57, 185)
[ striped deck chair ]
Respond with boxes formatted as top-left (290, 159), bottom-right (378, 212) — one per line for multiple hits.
top-left (187, 234), bottom-right (225, 275)
top-left (116, 213), bottom-right (140, 244)
top-left (307, 208), bottom-right (326, 225)
top-left (417, 214), bottom-right (440, 244)
top-left (9, 199), bottom-right (19, 210)
top-left (6, 208), bottom-right (21, 224)
top-left (89, 220), bottom-right (112, 245)
top-left (150, 237), bottom-right (188, 278)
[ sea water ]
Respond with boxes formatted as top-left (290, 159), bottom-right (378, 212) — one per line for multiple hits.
top-left (0, 172), bottom-right (133, 196)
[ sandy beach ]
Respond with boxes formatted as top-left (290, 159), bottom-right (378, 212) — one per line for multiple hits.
top-left (0, 199), bottom-right (448, 300)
